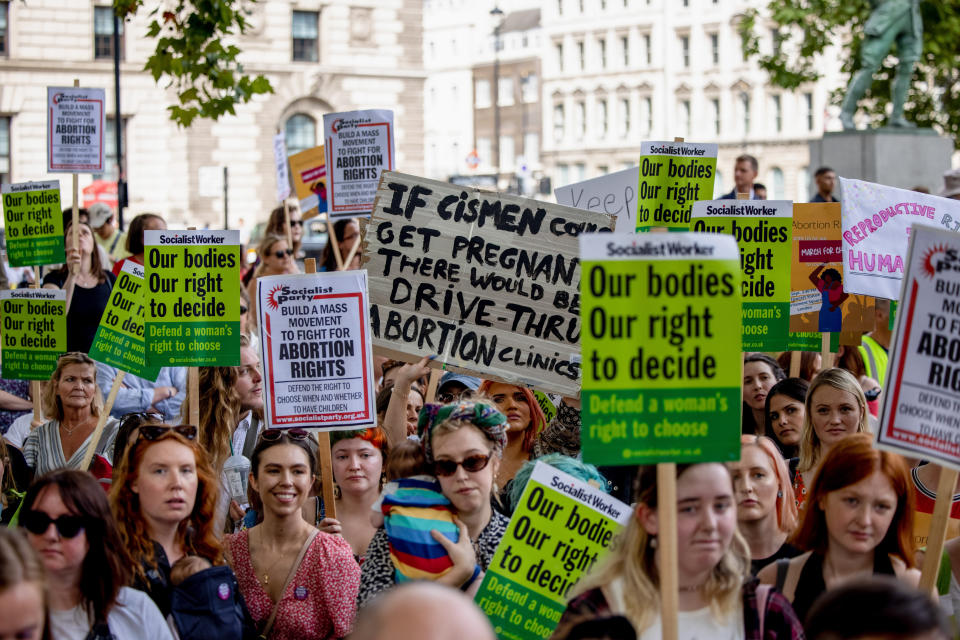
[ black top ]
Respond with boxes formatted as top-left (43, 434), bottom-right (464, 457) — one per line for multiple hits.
top-left (750, 542), bottom-right (801, 577)
top-left (811, 193), bottom-right (838, 202)
top-left (135, 541), bottom-right (174, 616)
top-left (791, 551), bottom-right (896, 622)
top-left (42, 269), bottom-right (115, 353)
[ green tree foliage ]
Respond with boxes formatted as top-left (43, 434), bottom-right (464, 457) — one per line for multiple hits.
top-left (114, 0), bottom-right (274, 128)
top-left (738, 1), bottom-right (960, 146)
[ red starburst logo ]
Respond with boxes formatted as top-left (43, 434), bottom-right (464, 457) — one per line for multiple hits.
top-left (266, 285), bottom-right (283, 310)
top-left (922, 244), bottom-right (950, 278)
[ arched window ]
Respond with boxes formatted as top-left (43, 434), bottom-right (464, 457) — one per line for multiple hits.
top-left (714, 169), bottom-right (724, 198)
top-left (769, 167), bottom-right (785, 199)
top-left (285, 114), bottom-right (316, 156)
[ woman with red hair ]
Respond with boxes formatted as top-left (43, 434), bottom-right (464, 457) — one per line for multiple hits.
top-left (758, 433), bottom-right (918, 622)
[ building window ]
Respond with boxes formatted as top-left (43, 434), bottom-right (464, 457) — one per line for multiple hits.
top-left (0, 116), bottom-right (9, 185)
top-left (741, 92), bottom-right (751, 134)
top-left (498, 77), bottom-right (514, 107)
top-left (558, 164), bottom-right (569, 185)
top-left (521, 74), bottom-right (538, 103)
top-left (499, 136), bottom-right (515, 170)
top-left (600, 0), bottom-right (607, 9)
top-left (475, 79), bottom-right (491, 108)
top-left (680, 100), bottom-right (691, 137)
top-left (599, 99), bottom-right (608, 136)
top-left (599, 38), bottom-right (606, 68)
top-left (292, 11), bottom-right (319, 62)
top-left (95, 116), bottom-right (127, 181)
top-left (557, 0), bottom-right (563, 15)
top-left (710, 33), bottom-right (719, 65)
top-left (770, 27), bottom-right (781, 55)
top-left (620, 98), bottom-right (630, 135)
top-left (771, 94), bottom-right (782, 133)
top-left (556, 42), bottom-right (564, 72)
top-left (553, 104), bottom-right (565, 142)
top-left (643, 34), bottom-right (652, 66)
top-left (642, 96), bottom-right (652, 135)
top-left (578, 0), bottom-right (584, 12)
top-left (804, 92), bottom-right (814, 131)
top-left (597, 165), bottom-right (608, 177)
top-left (577, 40), bottom-right (585, 70)
top-left (621, 35), bottom-right (629, 67)
top-left (679, 35), bottom-right (689, 68)
top-left (574, 101), bottom-right (585, 138)
top-left (575, 162), bottom-right (586, 181)
top-left (285, 114), bottom-right (316, 156)
top-left (477, 137), bottom-right (491, 167)
top-left (769, 167), bottom-right (785, 199)
top-left (0, 2), bottom-right (8, 56)
top-left (94, 6), bottom-right (122, 60)
top-left (711, 98), bottom-right (720, 135)
top-left (524, 132), bottom-right (539, 161)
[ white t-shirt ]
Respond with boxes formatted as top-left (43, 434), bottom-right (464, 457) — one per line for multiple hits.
top-left (49, 587), bottom-right (173, 640)
top-left (4, 411), bottom-right (34, 448)
top-left (640, 607), bottom-right (744, 640)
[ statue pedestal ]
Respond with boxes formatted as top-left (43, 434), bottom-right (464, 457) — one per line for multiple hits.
top-left (808, 128), bottom-right (953, 192)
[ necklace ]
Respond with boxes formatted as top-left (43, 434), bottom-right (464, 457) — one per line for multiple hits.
top-left (678, 584), bottom-right (704, 593)
top-left (254, 527), bottom-right (287, 586)
top-left (59, 418), bottom-right (90, 437)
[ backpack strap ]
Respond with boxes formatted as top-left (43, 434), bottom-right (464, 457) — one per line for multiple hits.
top-left (774, 558), bottom-right (789, 592)
top-left (260, 529), bottom-right (317, 639)
top-left (241, 413), bottom-right (261, 460)
top-left (756, 584), bottom-right (771, 639)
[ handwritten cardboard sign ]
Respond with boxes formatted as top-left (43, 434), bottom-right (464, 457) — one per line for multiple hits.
top-left (474, 461), bottom-right (631, 639)
top-left (1, 181), bottom-right (65, 267)
top-left (365, 171), bottom-right (616, 397)
top-left (47, 86), bottom-right (105, 173)
top-left (878, 224), bottom-right (960, 469)
top-left (580, 233), bottom-right (742, 465)
top-left (840, 178), bottom-right (960, 300)
top-left (636, 141), bottom-right (718, 232)
top-left (324, 109), bottom-right (395, 218)
top-left (555, 167), bottom-right (638, 230)
top-left (0, 289), bottom-right (66, 380)
top-left (258, 271), bottom-right (376, 430)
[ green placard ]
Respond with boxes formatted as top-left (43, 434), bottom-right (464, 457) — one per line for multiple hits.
top-left (636, 141), bottom-right (717, 232)
top-left (533, 391), bottom-right (557, 425)
top-left (0, 289), bottom-right (67, 379)
top-left (889, 300), bottom-right (896, 331)
top-left (474, 462), bottom-right (631, 640)
top-left (580, 233), bottom-right (742, 466)
top-left (786, 331), bottom-right (840, 353)
top-left (691, 200), bottom-right (792, 351)
top-left (1, 180), bottom-right (65, 267)
top-left (144, 230), bottom-right (241, 367)
top-left (89, 261), bottom-right (161, 381)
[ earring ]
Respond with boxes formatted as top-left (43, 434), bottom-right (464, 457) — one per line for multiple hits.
top-left (334, 484), bottom-right (342, 500)
top-left (777, 490), bottom-right (783, 498)
top-left (649, 535), bottom-right (658, 549)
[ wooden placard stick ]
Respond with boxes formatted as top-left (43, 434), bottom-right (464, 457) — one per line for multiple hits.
top-left (283, 200), bottom-right (294, 250)
top-left (425, 368), bottom-right (441, 404)
top-left (820, 333), bottom-right (834, 370)
top-left (920, 465), bottom-right (960, 592)
top-left (736, 192), bottom-right (749, 200)
top-left (789, 351), bottom-right (801, 378)
top-left (79, 371), bottom-right (125, 471)
top-left (325, 213), bottom-right (345, 271)
top-left (340, 222), bottom-right (363, 271)
top-left (186, 226), bottom-right (200, 427)
top-left (305, 257), bottom-right (337, 519)
top-left (29, 277), bottom-right (43, 424)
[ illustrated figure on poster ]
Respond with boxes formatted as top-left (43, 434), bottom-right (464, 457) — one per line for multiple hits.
top-left (809, 264), bottom-right (848, 332)
top-left (311, 179), bottom-right (328, 213)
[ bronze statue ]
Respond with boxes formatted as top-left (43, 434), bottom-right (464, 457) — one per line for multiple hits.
top-left (840, 0), bottom-right (922, 130)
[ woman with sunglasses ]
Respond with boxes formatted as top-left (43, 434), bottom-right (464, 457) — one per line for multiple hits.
top-left (22, 469), bottom-right (173, 640)
top-left (22, 353), bottom-right (119, 476)
top-left (247, 234), bottom-right (299, 329)
top-left (110, 426), bottom-right (226, 623)
top-left (0, 527), bottom-right (49, 640)
top-left (266, 201), bottom-right (306, 269)
top-left (358, 401), bottom-right (510, 607)
top-left (226, 428), bottom-right (359, 639)
top-left (319, 218), bottom-right (361, 272)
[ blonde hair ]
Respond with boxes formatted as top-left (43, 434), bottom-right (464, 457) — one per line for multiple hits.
top-left (191, 334), bottom-right (252, 472)
top-left (797, 368), bottom-right (870, 473)
top-left (569, 464), bottom-right (749, 632)
top-left (252, 234), bottom-right (289, 280)
top-left (43, 353), bottom-right (104, 421)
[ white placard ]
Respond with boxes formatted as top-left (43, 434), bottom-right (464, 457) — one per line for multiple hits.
top-left (258, 270), bottom-right (376, 430)
top-left (555, 167), bottom-right (639, 230)
top-left (323, 109), bottom-right (395, 218)
top-left (47, 86), bottom-right (106, 173)
top-left (273, 133), bottom-right (291, 203)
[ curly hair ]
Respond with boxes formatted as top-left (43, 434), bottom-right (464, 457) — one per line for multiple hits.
top-left (109, 431), bottom-right (224, 585)
top-left (193, 335), bottom-right (251, 472)
top-left (476, 381), bottom-right (547, 454)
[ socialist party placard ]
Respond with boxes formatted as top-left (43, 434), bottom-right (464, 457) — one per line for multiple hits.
top-left (47, 86), bottom-right (105, 173)
top-left (580, 233), bottom-right (742, 466)
top-left (1, 181), bottom-right (65, 267)
top-left (89, 261), bottom-right (161, 381)
top-left (258, 271), bottom-right (376, 430)
top-left (877, 225), bottom-right (960, 469)
top-left (0, 288), bottom-right (66, 380)
top-left (635, 141), bottom-right (717, 232)
top-left (324, 109), bottom-right (395, 218)
top-left (474, 461), bottom-right (631, 640)
top-left (691, 200), bottom-right (792, 351)
top-left (144, 230), bottom-right (241, 367)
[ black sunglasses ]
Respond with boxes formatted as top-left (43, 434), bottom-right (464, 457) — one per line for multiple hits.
top-left (289, 220), bottom-right (304, 228)
top-left (240, 305), bottom-right (249, 315)
top-left (22, 511), bottom-right (88, 538)
top-left (271, 248), bottom-right (294, 259)
top-left (139, 424), bottom-right (198, 441)
top-left (119, 411), bottom-right (163, 429)
top-left (433, 453), bottom-right (491, 477)
top-left (261, 428), bottom-right (309, 442)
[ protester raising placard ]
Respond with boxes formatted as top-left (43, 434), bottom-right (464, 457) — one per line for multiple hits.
top-left (0, 288), bottom-right (66, 380)
top-left (579, 233), bottom-right (742, 465)
top-left (289, 145), bottom-right (327, 219)
top-left (1, 180), bottom-right (65, 267)
top-left (841, 178), bottom-right (960, 300)
top-left (257, 270), bottom-right (376, 430)
top-left (324, 109), bottom-right (395, 217)
top-left (89, 261), bottom-right (160, 381)
top-left (144, 230), bottom-right (241, 367)
top-left (691, 199), bottom-right (792, 351)
top-left (47, 86), bottom-right (105, 173)
top-left (635, 141), bottom-right (718, 232)
top-left (365, 171), bottom-right (615, 397)
top-left (473, 461), bottom-right (631, 640)
top-left (555, 167), bottom-right (638, 230)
